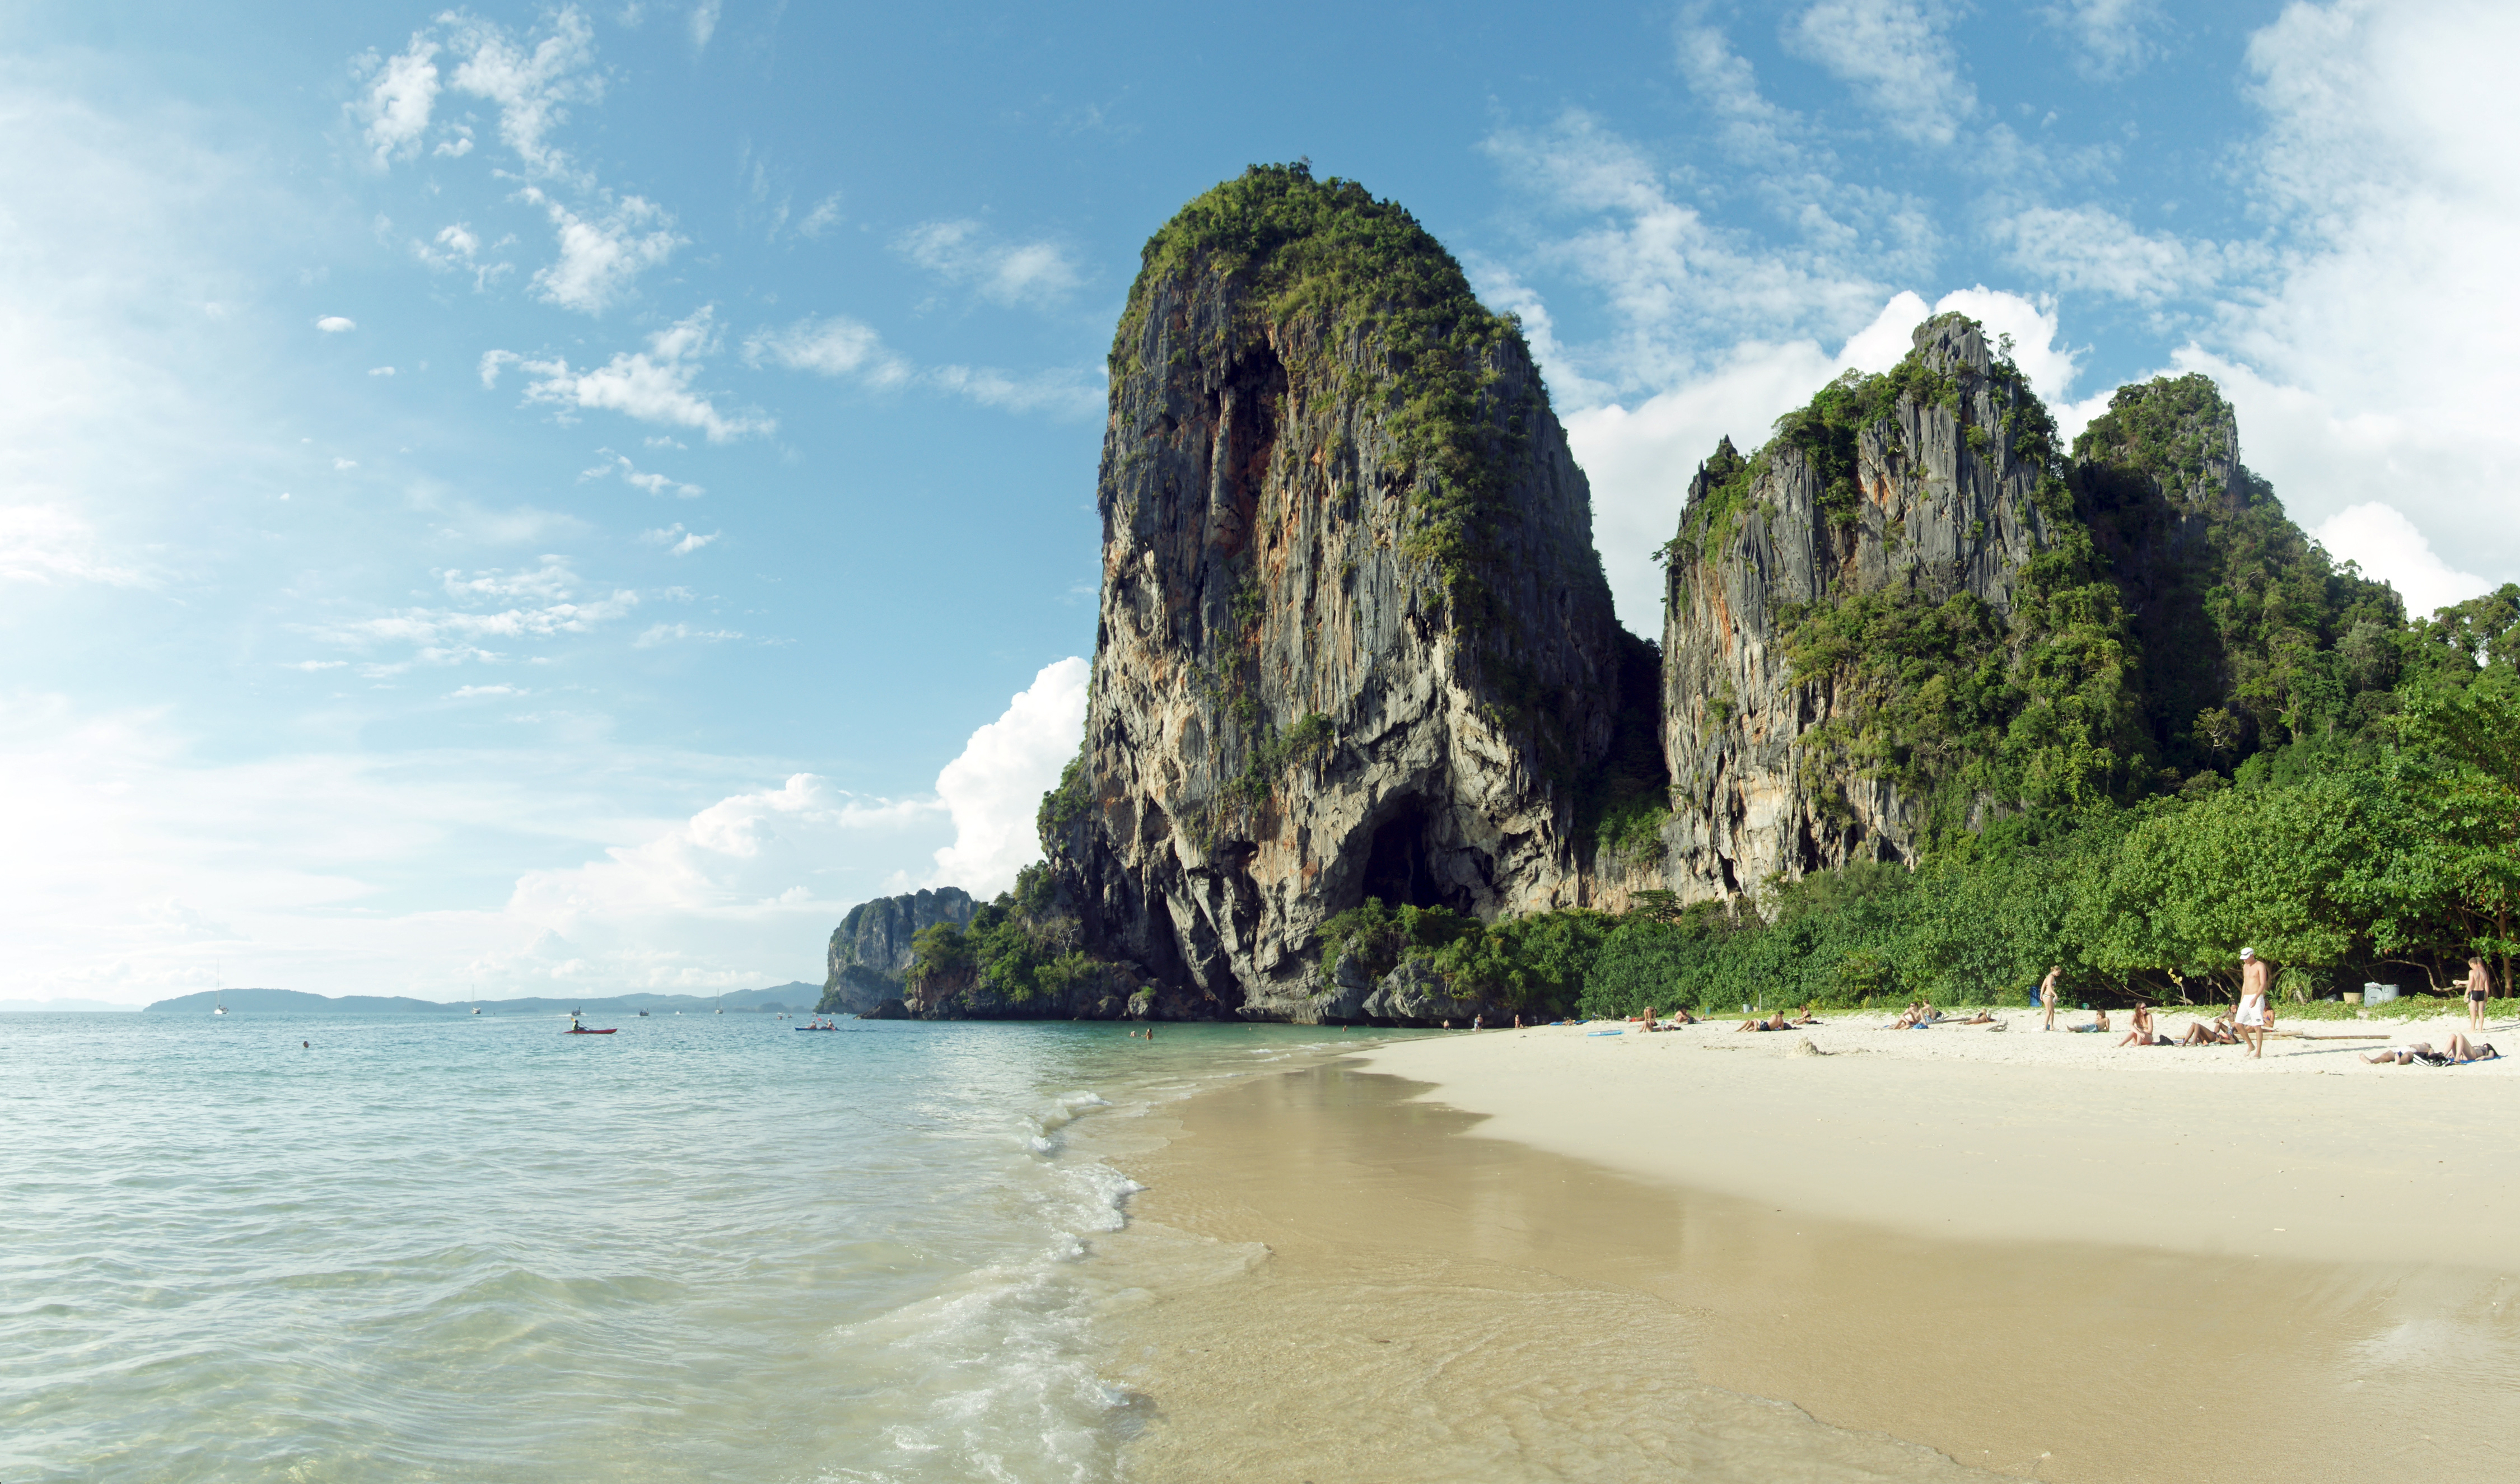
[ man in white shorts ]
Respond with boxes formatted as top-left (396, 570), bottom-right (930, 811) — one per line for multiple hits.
top-left (2236, 948), bottom-right (2272, 1058)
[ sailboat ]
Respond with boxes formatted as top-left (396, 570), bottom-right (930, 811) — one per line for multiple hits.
top-left (213, 960), bottom-right (227, 1016)
top-left (715, 991), bottom-right (724, 1015)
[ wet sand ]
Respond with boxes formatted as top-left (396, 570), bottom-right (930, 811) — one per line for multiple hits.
top-left (1090, 1047), bottom-right (2520, 1482)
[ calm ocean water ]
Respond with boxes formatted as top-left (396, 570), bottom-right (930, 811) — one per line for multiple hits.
top-left (0, 1010), bottom-right (1392, 1483)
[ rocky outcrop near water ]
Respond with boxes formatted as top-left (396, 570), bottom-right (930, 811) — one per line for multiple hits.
top-left (1041, 164), bottom-right (1649, 1020)
top-left (1658, 315), bottom-right (2060, 896)
top-left (818, 888), bottom-right (977, 1014)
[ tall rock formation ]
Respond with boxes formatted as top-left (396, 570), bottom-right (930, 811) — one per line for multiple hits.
top-left (817, 887), bottom-right (977, 1014)
top-left (1042, 165), bottom-right (1650, 1019)
top-left (2069, 375), bottom-right (2404, 769)
top-left (1659, 315), bottom-right (2071, 896)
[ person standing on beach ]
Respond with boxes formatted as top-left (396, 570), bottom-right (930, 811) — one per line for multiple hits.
top-left (2039, 966), bottom-right (2061, 1031)
top-left (2467, 956), bottom-right (2493, 1033)
top-left (2236, 948), bottom-right (2273, 1058)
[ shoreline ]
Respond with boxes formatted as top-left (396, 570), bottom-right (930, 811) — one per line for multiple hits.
top-left (1086, 1014), bottom-right (2520, 1481)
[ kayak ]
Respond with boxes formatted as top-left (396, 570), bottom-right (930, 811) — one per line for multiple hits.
top-left (564, 1026), bottom-right (617, 1034)
top-left (795, 1025), bottom-right (843, 1032)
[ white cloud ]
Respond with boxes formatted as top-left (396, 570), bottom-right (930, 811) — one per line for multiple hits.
top-left (1782, 0), bottom-right (1976, 146)
top-left (1480, 111), bottom-right (1889, 395)
top-left (2176, 0), bottom-right (2520, 580)
top-left (2042, 0), bottom-right (2163, 78)
top-left (688, 0), bottom-right (722, 50)
top-left (450, 684), bottom-right (529, 699)
top-left (441, 558), bottom-right (580, 602)
top-left (316, 316), bottom-right (356, 333)
top-left (640, 523), bottom-right (720, 555)
top-left (925, 363), bottom-right (1105, 418)
top-left (491, 309), bottom-right (772, 442)
top-left (1994, 204), bottom-right (2243, 304)
top-left (355, 36), bottom-right (439, 166)
top-left (0, 698), bottom-right (957, 1000)
top-left (797, 192), bottom-right (844, 239)
top-left (519, 188), bottom-right (683, 315)
top-left (282, 660), bottom-right (349, 671)
top-left (583, 451), bottom-right (705, 498)
top-left (440, 6), bottom-right (601, 182)
top-left (633, 622), bottom-right (741, 647)
top-left (895, 220), bottom-right (1084, 305)
top-left (743, 314), bottom-right (909, 382)
top-left (744, 315), bottom-right (1099, 418)
top-left (926, 657), bottom-right (1089, 897)
top-left (0, 505), bottom-right (147, 587)
top-left (2312, 503), bottom-right (2490, 619)
top-left (367, 366), bottom-right (396, 376)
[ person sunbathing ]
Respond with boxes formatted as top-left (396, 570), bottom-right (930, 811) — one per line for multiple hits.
top-left (1662, 1006), bottom-right (1698, 1026)
top-left (1737, 1009), bottom-right (1791, 1032)
top-left (2117, 1004), bottom-right (2171, 1046)
top-left (1949, 1009), bottom-right (1996, 1025)
top-left (2363, 1042), bottom-right (2447, 1065)
top-left (2069, 1009), bottom-right (2112, 1033)
top-left (2178, 1017), bottom-right (2239, 1046)
top-left (2445, 1033), bottom-right (2500, 1063)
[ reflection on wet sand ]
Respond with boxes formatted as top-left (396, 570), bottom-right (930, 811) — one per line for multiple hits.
top-left (1090, 1063), bottom-right (2520, 1483)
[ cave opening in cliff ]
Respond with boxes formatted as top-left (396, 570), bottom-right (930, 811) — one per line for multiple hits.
top-left (1359, 803), bottom-right (1450, 912)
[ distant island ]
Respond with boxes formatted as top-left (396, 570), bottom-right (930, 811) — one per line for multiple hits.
top-left (141, 982), bottom-right (821, 1015)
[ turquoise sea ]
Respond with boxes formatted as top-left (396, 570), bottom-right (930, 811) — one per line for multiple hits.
top-left (0, 1010), bottom-right (1389, 1482)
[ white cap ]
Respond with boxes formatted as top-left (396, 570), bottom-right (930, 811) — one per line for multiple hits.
top-left (2239, 947), bottom-right (2255, 960)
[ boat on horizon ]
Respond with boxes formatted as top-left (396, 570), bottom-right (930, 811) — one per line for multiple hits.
top-left (213, 961), bottom-right (226, 1015)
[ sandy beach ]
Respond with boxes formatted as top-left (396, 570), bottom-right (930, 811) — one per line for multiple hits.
top-left (1095, 1010), bottom-right (2520, 1482)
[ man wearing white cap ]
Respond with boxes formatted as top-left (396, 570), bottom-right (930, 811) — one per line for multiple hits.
top-left (2236, 948), bottom-right (2272, 1058)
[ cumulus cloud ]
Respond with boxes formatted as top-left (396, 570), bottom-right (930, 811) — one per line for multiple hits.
top-left (688, 0), bottom-right (722, 50)
top-left (450, 684), bottom-right (528, 699)
top-left (355, 36), bottom-right (440, 166)
top-left (926, 657), bottom-right (1089, 897)
top-left (316, 316), bottom-right (356, 333)
top-left (486, 309), bottom-right (772, 442)
top-left (895, 220), bottom-right (1084, 305)
top-left (1782, 0), bottom-right (1976, 146)
top-left (520, 187), bottom-right (683, 315)
top-left (2177, 0), bottom-right (2520, 580)
top-left (2312, 503), bottom-right (2490, 620)
top-left (440, 6), bottom-right (601, 182)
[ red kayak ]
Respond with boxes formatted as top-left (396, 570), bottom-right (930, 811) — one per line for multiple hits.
top-left (564, 1026), bottom-right (617, 1034)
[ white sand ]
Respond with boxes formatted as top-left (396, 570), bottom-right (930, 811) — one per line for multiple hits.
top-left (1356, 1009), bottom-right (2520, 1270)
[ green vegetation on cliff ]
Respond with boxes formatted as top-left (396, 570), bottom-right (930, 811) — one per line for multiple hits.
top-left (1117, 162), bottom-right (1536, 615)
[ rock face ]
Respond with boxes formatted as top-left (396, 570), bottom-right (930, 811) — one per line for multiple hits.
top-left (1044, 165), bottom-right (1642, 1020)
top-left (818, 888), bottom-right (977, 1014)
top-left (1659, 315), bottom-right (2056, 896)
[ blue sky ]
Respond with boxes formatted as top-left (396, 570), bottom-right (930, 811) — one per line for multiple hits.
top-left (5, 0), bottom-right (2512, 1005)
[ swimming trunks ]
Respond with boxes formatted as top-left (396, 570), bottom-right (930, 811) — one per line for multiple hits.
top-left (2236, 996), bottom-right (2267, 1027)
top-left (2470, 990), bottom-right (2488, 1002)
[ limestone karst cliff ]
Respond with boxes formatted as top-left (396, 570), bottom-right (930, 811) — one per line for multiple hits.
top-left (1660, 315), bottom-right (2071, 895)
top-left (1658, 328), bottom-right (2402, 903)
top-left (1038, 164), bottom-right (1654, 1020)
top-left (830, 171), bottom-right (2413, 1025)
top-left (816, 887), bottom-right (976, 1014)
